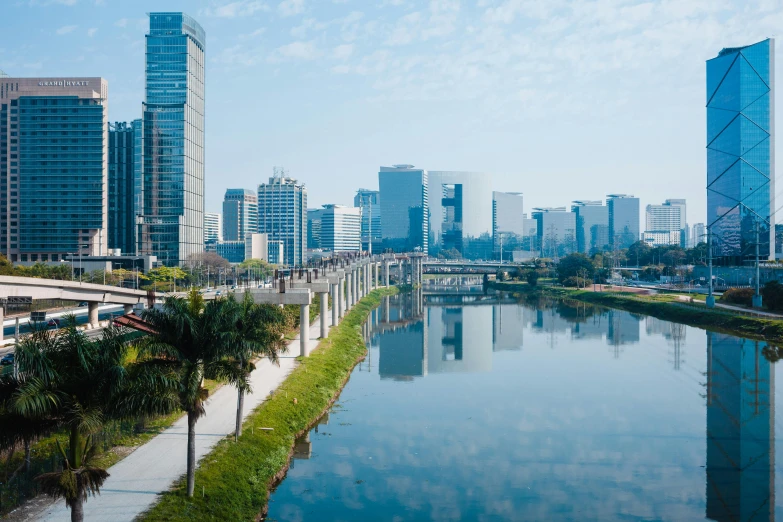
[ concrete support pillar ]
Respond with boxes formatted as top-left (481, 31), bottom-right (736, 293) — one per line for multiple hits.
top-left (384, 295), bottom-right (390, 323)
top-left (0, 306), bottom-right (4, 342)
top-left (384, 262), bottom-right (390, 287)
top-left (338, 279), bottom-right (345, 318)
top-left (123, 304), bottom-right (133, 315)
top-left (331, 283), bottom-right (339, 326)
top-left (346, 273), bottom-right (352, 310)
top-left (300, 304), bottom-right (310, 357)
top-left (352, 269), bottom-right (358, 305)
top-left (319, 292), bottom-right (328, 339)
top-left (363, 265), bottom-right (368, 296)
top-left (88, 302), bottom-right (99, 329)
top-left (374, 263), bottom-right (379, 289)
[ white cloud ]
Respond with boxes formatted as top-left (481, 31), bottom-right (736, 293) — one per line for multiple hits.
top-left (202, 1), bottom-right (269, 18)
top-left (56, 24), bottom-right (77, 35)
top-left (278, 0), bottom-right (305, 17)
top-left (115, 18), bottom-right (128, 27)
top-left (270, 41), bottom-right (320, 61)
top-left (333, 44), bottom-right (354, 60)
top-left (87, 27), bottom-right (97, 37)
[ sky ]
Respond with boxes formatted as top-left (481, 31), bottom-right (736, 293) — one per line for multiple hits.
top-left (1, 0), bottom-right (782, 226)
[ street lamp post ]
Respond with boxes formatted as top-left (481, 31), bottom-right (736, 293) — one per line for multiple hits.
top-left (706, 226), bottom-right (715, 308)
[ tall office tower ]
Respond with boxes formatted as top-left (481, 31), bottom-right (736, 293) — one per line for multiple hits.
top-left (137, 12), bottom-right (206, 266)
top-left (222, 189), bottom-right (257, 241)
top-left (707, 39), bottom-right (775, 262)
top-left (378, 165), bottom-right (428, 253)
top-left (607, 194), bottom-right (640, 249)
top-left (354, 188), bottom-right (381, 252)
top-left (492, 192), bottom-right (524, 259)
top-left (531, 207), bottom-right (576, 258)
top-left (522, 214), bottom-right (538, 252)
top-left (320, 205), bottom-right (362, 253)
top-left (0, 76), bottom-right (108, 263)
top-left (691, 222), bottom-right (706, 247)
top-left (705, 332), bottom-right (774, 521)
top-left (307, 208), bottom-right (324, 249)
top-left (203, 212), bottom-right (221, 245)
top-left (644, 199), bottom-right (686, 246)
top-left (108, 121), bottom-right (138, 254)
top-left (571, 200), bottom-right (609, 254)
top-left (428, 171), bottom-right (492, 259)
top-left (257, 170), bottom-right (307, 266)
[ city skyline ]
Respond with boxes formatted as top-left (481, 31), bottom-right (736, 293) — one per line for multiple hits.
top-left (2, 1), bottom-right (781, 225)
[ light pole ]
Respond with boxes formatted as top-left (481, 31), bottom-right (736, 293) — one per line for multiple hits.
top-left (706, 226), bottom-right (715, 308)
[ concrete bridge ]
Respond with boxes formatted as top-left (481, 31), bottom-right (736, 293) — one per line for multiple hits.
top-left (0, 275), bottom-right (151, 333)
top-left (423, 260), bottom-right (508, 275)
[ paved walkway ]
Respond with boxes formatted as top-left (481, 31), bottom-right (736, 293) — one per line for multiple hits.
top-left (30, 311), bottom-right (332, 522)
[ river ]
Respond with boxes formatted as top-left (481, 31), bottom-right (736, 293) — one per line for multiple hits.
top-left (266, 288), bottom-right (781, 521)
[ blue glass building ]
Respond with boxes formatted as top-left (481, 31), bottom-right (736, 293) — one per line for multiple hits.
top-left (705, 332), bottom-right (774, 520)
top-left (108, 121), bottom-right (138, 254)
top-left (378, 165), bottom-right (429, 253)
top-left (707, 39), bottom-right (775, 262)
top-left (0, 77), bottom-right (108, 263)
top-left (137, 13), bottom-right (205, 266)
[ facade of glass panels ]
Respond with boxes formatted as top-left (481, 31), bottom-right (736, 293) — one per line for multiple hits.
top-left (257, 174), bottom-right (307, 266)
top-left (378, 165), bottom-right (428, 253)
top-left (492, 191), bottom-right (525, 260)
top-left (138, 12), bottom-right (205, 266)
top-left (354, 188), bottom-right (381, 252)
top-left (222, 188), bottom-right (257, 241)
top-left (707, 39), bottom-right (775, 262)
top-left (307, 208), bottom-right (323, 249)
top-left (705, 332), bottom-right (774, 520)
top-left (571, 200), bottom-right (609, 254)
top-left (607, 194), bottom-right (640, 249)
top-left (0, 77), bottom-right (108, 263)
top-left (320, 205), bottom-right (362, 253)
top-left (429, 171), bottom-right (492, 259)
top-left (108, 121), bottom-right (137, 254)
top-left (532, 208), bottom-right (576, 258)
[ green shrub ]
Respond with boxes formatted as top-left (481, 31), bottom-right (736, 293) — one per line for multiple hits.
top-left (719, 287), bottom-right (754, 306)
top-left (562, 276), bottom-right (589, 288)
top-left (526, 270), bottom-right (539, 286)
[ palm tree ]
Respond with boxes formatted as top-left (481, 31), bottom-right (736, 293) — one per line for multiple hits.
top-left (0, 318), bottom-right (157, 522)
top-left (134, 289), bottom-right (248, 497)
top-left (226, 292), bottom-right (290, 441)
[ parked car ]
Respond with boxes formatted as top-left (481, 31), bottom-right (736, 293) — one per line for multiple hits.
top-left (0, 353), bottom-right (14, 366)
top-left (78, 301), bottom-right (88, 307)
top-left (215, 290), bottom-right (222, 296)
top-left (47, 318), bottom-right (61, 328)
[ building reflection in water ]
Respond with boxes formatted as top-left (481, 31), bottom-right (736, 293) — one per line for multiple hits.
top-left (705, 332), bottom-right (774, 521)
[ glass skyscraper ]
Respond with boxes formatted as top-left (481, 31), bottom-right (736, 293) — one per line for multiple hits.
top-left (257, 172), bottom-right (307, 266)
top-left (378, 165), bottom-right (428, 253)
top-left (222, 188), bottom-right (257, 241)
top-left (607, 194), bottom-right (640, 249)
top-left (137, 12), bottom-right (205, 266)
top-left (354, 188), bottom-right (381, 252)
top-left (532, 207), bottom-right (576, 258)
top-left (0, 77), bottom-right (108, 263)
top-left (707, 39), bottom-right (775, 262)
top-left (108, 121), bottom-right (138, 254)
top-left (428, 171), bottom-right (493, 259)
top-left (571, 200), bottom-right (609, 254)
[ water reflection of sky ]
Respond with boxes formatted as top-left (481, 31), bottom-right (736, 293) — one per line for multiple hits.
top-left (266, 294), bottom-right (780, 522)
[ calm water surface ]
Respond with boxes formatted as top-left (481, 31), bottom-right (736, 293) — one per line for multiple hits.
top-left (266, 290), bottom-right (781, 521)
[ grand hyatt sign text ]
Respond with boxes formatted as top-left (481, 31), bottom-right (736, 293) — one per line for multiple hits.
top-left (38, 80), bottom-right (90, 87)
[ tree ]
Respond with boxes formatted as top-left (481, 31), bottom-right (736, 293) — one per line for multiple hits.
top-left (186, 252), bottom-right (230, 271)
top-left (556, 253), bottom-right (595, 283)
top-left (762, 281), bottom-right (783, 311)
top-left (526, 270), bottom-right (540, 286)
top-left (226, 292), bottom-right (290, 440)
top-left (0, 320), bottom-right (162, 521)
top-left (135, 290), bottom-right (249, 497)
top-left (140, 266), bottom-right (187, 291)
top-left (626, 241), bottom-right (651, 267)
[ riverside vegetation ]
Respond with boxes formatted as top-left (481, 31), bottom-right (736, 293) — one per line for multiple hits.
top-left (140, 286), bottom-right (399, 522)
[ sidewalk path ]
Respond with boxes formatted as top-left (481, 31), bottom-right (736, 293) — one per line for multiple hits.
top-left (33, 312), bottom-right (331, 522)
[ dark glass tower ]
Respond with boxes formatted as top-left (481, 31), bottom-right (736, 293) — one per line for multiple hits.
top-left (707, 39), bottom-right (775, 263)
top-left (108, 121), bottom-right (138, 254)
top-left (378, 165), bottom-right (429, 253)
top-left (137, 12), bottom-right (205, 266)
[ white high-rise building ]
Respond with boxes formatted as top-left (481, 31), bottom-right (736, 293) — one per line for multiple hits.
top-left (204, 213), bottom-right (222, 244)
top-left (691, 223), bottom-right (706, 247)
top-left (320, 205), bottom-right (362, 253)
top-left (644, 199), bottom-right (686, 246)
top-left (257, 170), bottom-right (307, 266)
top-left (222, 189), bottom-right (258, 241)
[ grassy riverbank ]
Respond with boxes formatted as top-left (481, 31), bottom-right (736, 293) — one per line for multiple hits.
top-left (490, 280), bottom-right (783, 343)
top-left (141, 286), bottom-right (399, 521)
